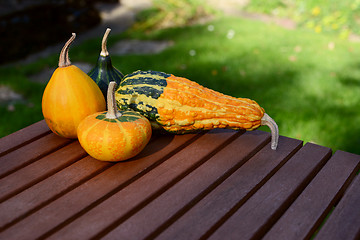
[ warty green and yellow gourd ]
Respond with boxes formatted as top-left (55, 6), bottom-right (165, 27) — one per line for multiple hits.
top-left (115, 70), bottom-right (279, 150)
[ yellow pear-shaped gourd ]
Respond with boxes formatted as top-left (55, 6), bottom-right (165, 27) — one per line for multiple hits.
top-left (42, 33), bottom-right (106, 138)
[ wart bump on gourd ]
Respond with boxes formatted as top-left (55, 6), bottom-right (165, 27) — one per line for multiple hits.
top-left (42, 33), bottom-right (106, 138)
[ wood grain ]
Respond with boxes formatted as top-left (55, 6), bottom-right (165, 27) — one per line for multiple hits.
top-left (315, 173), bottom-right (360, 240)
top-left (207, 143), bottom-right (332, 240)
top-left (0, 120), bottom-right (50, 157)
top-left (1, 120), bottom-right (360, 240)
top-left (47, 130), bottom-right (243, 240)
top-left (156, 136), bottom-right (303, 240)
top-left (263, 150), bottom-right (360, 240)
top-left (0, 132), bottom-right (200, 239)
top-left (100, 131), bottom-right (269, 240)
top-left (0, 141), bottom-right (87, 203)
top-left (0, 133), bottom-right (72, 178)
top-left (0, 156), bottom-right (110, 230)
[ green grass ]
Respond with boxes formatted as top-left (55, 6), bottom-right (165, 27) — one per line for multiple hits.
top-left (0, 64), bottom-right (46, 136)
top-left (246, 0), bottom-right (360, 39)
top-left (1, 15), bottom-right (360, 154)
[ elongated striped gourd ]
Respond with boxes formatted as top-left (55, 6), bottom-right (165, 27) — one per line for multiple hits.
top-left (115, 70), bottom-right (279, 150)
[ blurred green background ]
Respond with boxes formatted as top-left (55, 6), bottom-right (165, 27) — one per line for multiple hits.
top-left (1, 0), bottom-right (360, 154)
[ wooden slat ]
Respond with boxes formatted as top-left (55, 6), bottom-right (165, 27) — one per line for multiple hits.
top-left (0, 133), bottom-right (72, 178)
top-left (156, 136), bottom-right (303, 240)
top-left (2, 119), bottom-right (360, 240)
top-left (207, 143), bottom-right (332, 240)
top-left (0, 132), bottom-right (201, 239)
top-left (315, 174), bottom-right (360, 240)
top-left (42, 130), bottom-right (244, 240)
top-left (50, 130), bottom-right (270, 240)
top-left (0, 141), bottom-right (87, 203)
top-left (0, 120), bottom-right (51, 157)
top-left (263, 150), bottom-right (360, 240)
top-left (0, 156), bottom-right (111, 230)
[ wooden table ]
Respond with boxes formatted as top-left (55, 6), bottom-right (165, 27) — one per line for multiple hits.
top-left (0, 120), bottom-right (359, 240)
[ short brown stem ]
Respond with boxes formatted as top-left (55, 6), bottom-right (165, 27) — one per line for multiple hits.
top-left (100, 28), bottom-right (111, 57)
top-left (106, 82), bottom-right (122, 119)
top-left (59, 33), bottom-right (76, 68)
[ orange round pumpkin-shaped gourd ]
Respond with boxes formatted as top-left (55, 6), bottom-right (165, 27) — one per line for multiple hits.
top-left (42, 33), bottom-right (106, 138)
top-left (77, 82), bottom-right (152, 162)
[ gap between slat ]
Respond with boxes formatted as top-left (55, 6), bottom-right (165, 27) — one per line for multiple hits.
top-left (88, 130), bottom-right (244, 240)
top-left (314, 174), bottom-right (360, 240)
top-left (0, 120), bottom-right (51, 157)
top-left (310, 152), bottom-right (360, 239)
top-left (253, 147), bottom-right (332, 240)
top-left (196, 138), bottom-right (303, 240)
top-left (38, 132), bottom-right (206, 240)
top-left (0, 133), bottom-right (200, 240)
top-left (205, 143), bottom-right (332, 240)
top-left (0, 142), bottom-right (88, 203)
top-left (310, 160), bottom-right (360, 239)
top-left (0, 157), bottom-right (115, 232)
top-left (147, 132), bottom-right (274, 239)
top-left (0, 136), bottom-right (74, 179)
top-left (46, 130), bottom-right (245, 240)
top-left (151, 136), bottom-right (303, 240)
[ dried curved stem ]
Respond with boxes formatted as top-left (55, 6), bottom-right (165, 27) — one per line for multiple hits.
top-left (59, 33), bottom-right (76, 68)
top-left (261, 113), bottom-right (279, 150)
top-left (100, 28), bottom-right (111, 57)
top-left (106, 82), bottom-right (122, 119)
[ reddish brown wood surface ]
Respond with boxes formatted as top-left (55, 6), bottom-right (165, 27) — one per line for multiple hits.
top-left (156, 136), bottom-right (303, 240)
top-left (0, 141), bottom-right (87, 203)
top-left (315, 174), bottom-right (360, 240)
top-left (0, 121), bottom-right (359, 240)
top-left (207, 143), bottom-right (332, 240)
top-left (0, 133), bottom-right (72, 178)
top-left (263, 150), bottom-right (360, 240)
top-left (0, 120), bottom-right (50, 157)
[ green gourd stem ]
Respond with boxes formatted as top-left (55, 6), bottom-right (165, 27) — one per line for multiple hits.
top-left (100, 28), bottom-right (111, 57)
top-left (261, 113), bottom-right (279, 150)
top-left (106, 82), bottom-right (122, 119)
top-left (59, 33), bottom-right (76, 68)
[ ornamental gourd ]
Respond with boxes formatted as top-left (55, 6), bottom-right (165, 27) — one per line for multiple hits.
top-left (88, 28), bottom-right (124, 101)
top-left (77, 82), bottom-right (152, 162)
top-left (115, 70), bottom-right (279, 150)
top-left (42, 33), bottom-right (106, 138)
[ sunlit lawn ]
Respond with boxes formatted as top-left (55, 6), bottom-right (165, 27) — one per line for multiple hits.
top-left (1, 15), bottom-right (360, 154)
